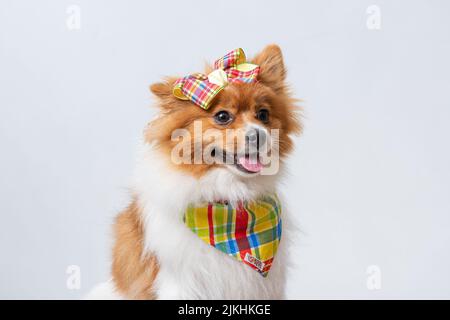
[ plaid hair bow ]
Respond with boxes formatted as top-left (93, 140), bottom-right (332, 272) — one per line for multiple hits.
top-left (173, 48), bottom-right (260, 109)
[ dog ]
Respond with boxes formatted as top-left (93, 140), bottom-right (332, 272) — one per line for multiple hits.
top-left (87, 44), bottom-right (301, 299)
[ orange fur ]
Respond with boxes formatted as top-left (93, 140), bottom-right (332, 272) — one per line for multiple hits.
top-left (111, 45), bottom-right (301, 299)
top-left (146, 44), bottom-right (302, 177)
top-left (111, 200), bottom-right (159, 299)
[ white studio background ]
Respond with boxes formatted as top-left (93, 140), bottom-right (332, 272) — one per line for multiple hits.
top-left (1, 0), bottom-right (449, 299)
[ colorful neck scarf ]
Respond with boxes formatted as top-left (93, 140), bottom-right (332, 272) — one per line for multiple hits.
top-left (183, 195), bottom-right (282, 277)
top-left (173, 48), bottom-right (260, 110)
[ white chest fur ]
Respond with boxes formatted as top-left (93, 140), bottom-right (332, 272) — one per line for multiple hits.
top-left (133, 143), bottom-right (292, 299)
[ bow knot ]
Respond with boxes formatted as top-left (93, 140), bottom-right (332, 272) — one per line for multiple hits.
top-left (173, 48), bottom-right (259, 109)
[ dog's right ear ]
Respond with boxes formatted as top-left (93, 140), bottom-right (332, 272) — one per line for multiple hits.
top-left (149, 78), bottom-right (174, 100)
top-left (149, 78), bottom-right (185, 110)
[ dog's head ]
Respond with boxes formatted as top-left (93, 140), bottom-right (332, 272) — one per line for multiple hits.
top-left (145, 45), bottom-right (301, 180)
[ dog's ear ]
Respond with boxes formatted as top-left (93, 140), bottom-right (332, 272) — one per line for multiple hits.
top-left (149, 77), bottom-right (185, 110)
top-left (149, 78), bottom-right (174, 100)
top-left (252, 44), bottom-right (286, 93)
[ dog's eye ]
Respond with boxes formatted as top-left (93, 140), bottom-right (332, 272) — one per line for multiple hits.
top-left (256, 109), bottom-right (270, 123)
top-left (214, 110), bottom-right (232, 125)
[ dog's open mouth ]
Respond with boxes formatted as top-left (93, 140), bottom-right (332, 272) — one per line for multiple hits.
top-left (211, 148), bottom-right (263, 174)
top-left (234, 154), bottom-right (263, 174)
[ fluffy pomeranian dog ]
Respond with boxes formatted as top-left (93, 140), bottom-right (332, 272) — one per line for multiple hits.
top-left (88, 44), bottom-right (301, 300)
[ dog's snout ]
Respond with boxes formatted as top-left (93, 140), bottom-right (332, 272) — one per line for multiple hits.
top-left (245, 128), bottom-right (266, 151)
top-left (246, 130), bottom-right (258, 143)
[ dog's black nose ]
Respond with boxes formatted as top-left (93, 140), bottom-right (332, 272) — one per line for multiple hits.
top-left (245, 128), bottom-right (266, 151)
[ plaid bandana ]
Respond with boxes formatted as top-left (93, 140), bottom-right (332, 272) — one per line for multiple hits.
top-left (183, 195), bottom-right (282, 277)
top-left (173, 48), bottom-right (260, 110)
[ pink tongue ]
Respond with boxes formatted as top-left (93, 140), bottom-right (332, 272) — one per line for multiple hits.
top-left (237, 156), bottom-right (263, 173)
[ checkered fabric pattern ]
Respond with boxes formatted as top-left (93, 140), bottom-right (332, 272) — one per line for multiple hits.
top-left (213, 48), bottom-right (246, 70)
top-left (173, 48), bottom-right (260, 110)
top-left (183, 195), bottom-right (282, 277)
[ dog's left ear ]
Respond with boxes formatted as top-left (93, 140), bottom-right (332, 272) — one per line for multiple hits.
top-left (252, 44), bottom-right (286, 93)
